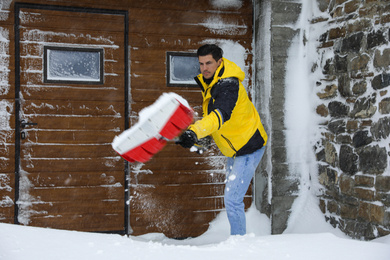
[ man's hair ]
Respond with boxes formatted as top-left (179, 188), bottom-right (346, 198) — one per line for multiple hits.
top-left (197, 44), bottom-right (223, 61)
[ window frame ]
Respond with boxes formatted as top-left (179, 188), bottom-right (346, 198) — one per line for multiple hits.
top-left (44, 46), bottom-right (104, 85)
top-left (166, 51), bottom-right (200, 87)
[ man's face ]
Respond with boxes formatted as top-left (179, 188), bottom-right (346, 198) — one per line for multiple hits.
top-left (198, 54), bottom-right (222, 80)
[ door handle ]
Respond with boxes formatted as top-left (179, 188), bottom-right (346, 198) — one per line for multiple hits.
top-left (20, 120), bottom-right (38, 128)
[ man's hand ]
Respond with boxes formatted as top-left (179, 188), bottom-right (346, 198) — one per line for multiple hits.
top-left (176, 130), bottom-right (197, 148)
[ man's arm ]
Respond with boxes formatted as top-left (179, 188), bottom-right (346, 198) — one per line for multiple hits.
top-left (189, 77), bottom-right (239, 139)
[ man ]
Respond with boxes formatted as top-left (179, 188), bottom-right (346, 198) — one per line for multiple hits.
top-left (177, 44), bottom-right (268, 236)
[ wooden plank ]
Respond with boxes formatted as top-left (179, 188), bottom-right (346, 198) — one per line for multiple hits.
top-left (20, 82), bottom-right (125, 102)
top-left (27, 186), bottom-right (124, 201)
top-left (27, 213), bottom-right (124, 232)
top-left (25, 199), bottom-right (125, 215)
top-left (19, 28), bottom-right (125, 46)
top-left (128, 20), bottom-right (250, 39)
top-left (0, 207), bottom-right (14, 224)
top-left (22, 130), bottom-right (121, 144)
top-left (0, 155), bottom-right (14, 173)
top-left (130, 197), bottom-right (251, 212)
top-left (129, 7), bottom-right (252, 25)
top-left (0, 142), bottom-right (15, 157)
top-left (131, 170), bottom-right (226, 185)
top-left (132, 157), bottom-right (225, 172)
top-left (129, 34), bottom-right (253, 50)
top-left (130, 184), bottom-right (225, 198)
top-left (19, 115), bottom-right (123, 131)
top-left (20, 8), bottom-right (125, 32)
top-left (21, 144), bottom-right (117, 158)
top-left (22, 100), bottom-right (125, 117)
top-left (130, 88), bottom-right (201, 103)
top-left (20, 157), bottom-right (123, 172)
top-left (28, 171), bottom-right (124, 187)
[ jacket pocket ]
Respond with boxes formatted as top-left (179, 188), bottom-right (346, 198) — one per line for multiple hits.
top-left (221, 134), bottom-right (237, 153)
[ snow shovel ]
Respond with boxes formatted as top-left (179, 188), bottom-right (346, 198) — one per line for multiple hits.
top-left (112, 92), bottom-right (194, 163)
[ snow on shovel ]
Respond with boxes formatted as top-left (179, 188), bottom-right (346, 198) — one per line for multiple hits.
top-left (112, 92), bottom-right (194, 163)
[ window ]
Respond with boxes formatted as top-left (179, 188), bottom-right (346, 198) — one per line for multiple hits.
top-left (44, 46), bottom-right (104, 84)
top-left (166, 52), bottom-right (200, 87)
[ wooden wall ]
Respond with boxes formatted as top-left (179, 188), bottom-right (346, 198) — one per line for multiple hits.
top-left (0, 0), bottom-right (254, 238)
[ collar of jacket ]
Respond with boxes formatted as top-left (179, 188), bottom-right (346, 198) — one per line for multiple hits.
top-left (194, 60), bottom-right (225, 93)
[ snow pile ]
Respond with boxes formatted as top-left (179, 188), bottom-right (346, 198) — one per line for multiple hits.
top-left (1, 206), bottom-right (389, 260)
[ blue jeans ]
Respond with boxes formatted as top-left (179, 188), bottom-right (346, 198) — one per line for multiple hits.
top-left (224, 147), bottom-right (265, 235)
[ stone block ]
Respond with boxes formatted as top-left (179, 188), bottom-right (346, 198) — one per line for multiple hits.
top-left (271, 162), bottom-right (289, 179)
top-left (340, 194), bottom-right (359, 206)
top-left (335, 54), bottom-right (348, 73)
top-left (350, 53), bottom-right (370, 71)
top-left (338, 74), bottom-right (352, 97)
top-left (372, 73), bottom-right (390, 90)
top-left (380, 13), bottom-right (390, 24)
top-left (329, 27), bottom-right (346, 40)
top-left (352, 130), bottom-right (372, 148)
top-left (324, 140), bottom-right (338, 166)
top-left (374, 49), bottom-right (390, 68)
top-left (339, 173), bottom-right (355, 195)
top-left (370, 117), bottom-right (390, 140)
top-left (271, 2), bottom-right (302, 25)
top-left (328, 119), bottom-right (346, 134)
top-left (376, 191), bottom-right (390, 206)
top-left (367, 30), bottom-right (387, 49)
top-left (271, 196), bottom-right (297, 234)
top-left (328, 101), bottom-right (350, 118)
top-left (354, 187), bottom-right (375, 201)
top-left (339, 145), bottom-right (359, 175)
top-left (357, 145), bottom-right (387, 175)
top-left (346, 120), bottom-right (358, 133)
top-left (350, 95), bottom-right (377, 119)
top-left (317, 84), bottom-right (338, 99)
top-left (318, 164), bottom-right (338, 188)
top-left (271, 129), bottom-right (286, 147)
top-left (272, 177), bottom-right (299, 197)
top-left (376, 175), bottom-right (390, 191)
top-left (327, 199), bottom-right (339, 214)
top-left (355, 175), bottom-right (374, 187)
top-left (340, 202), bottom-right (358, 219)
top-left (336, 134), bottom-right (352, 144)
top-left (272, 146), bottom-right (287, 164)
top-left (377, 225), bottom-right (390, 237)
top-left (335, 0), bottom-right (349, 6)
top-left (319, 198), bottom-right (326, 213)
top-left (316, 104), bottom-right (329, 117)
top-left (378, 97), bottom-right (390, 114)
top-left (341, 32), bottom-right (364, 53)
top-left (344, 0), bottom-right (360, 14)
top-left (358, 201), bottom-right (385, 225)
top-left (346, 18), bottom-right (372, 34)
top-left (352, 81), bottom-right (367, 95)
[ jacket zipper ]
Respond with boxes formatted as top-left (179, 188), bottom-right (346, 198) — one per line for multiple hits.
top-left (221, 134), bottom-right (237, 153)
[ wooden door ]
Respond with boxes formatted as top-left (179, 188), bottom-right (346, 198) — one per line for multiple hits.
top-left (15, 4), bottom-right (128, 233)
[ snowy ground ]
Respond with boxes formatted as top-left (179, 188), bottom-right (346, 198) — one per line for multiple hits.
top-left (1, 204), bottom-right (389, 260)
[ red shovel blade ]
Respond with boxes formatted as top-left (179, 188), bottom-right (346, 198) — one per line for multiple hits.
top-left (112, 93), bottom-right (193, 163)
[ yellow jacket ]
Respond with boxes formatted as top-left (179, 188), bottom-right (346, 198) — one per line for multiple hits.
top-left (189, 58), bottom-right (267, 157)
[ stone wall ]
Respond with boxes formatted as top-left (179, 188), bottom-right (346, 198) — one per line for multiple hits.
top-left (314, 0), bottom-right (390, 239)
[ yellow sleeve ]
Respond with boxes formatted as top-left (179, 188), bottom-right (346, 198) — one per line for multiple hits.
top-left (188, 110), bottom-right (223, 139)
